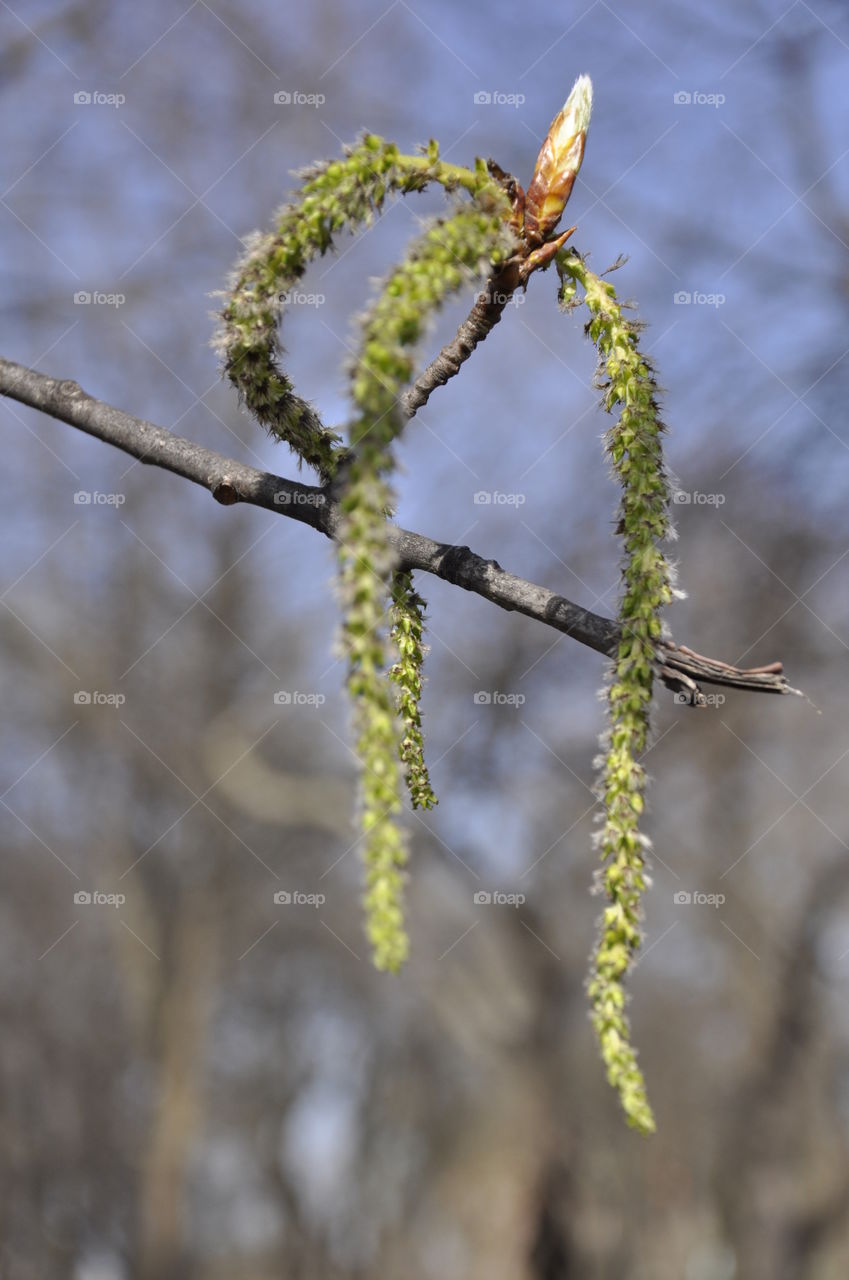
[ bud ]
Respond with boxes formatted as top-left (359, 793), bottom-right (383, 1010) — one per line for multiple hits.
top-left (523, 75), bottom-right (593, 247)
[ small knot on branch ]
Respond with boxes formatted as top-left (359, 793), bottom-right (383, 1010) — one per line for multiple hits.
top-left (57, 379), bottom-right (84, 399)
top-left (212, 478), bottom-right (241, 505)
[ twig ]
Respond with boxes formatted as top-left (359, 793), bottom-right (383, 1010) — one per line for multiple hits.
top-left (400, 261), bottom-right (517, 419)
top-left (0, 355), bottom-right (800, 700)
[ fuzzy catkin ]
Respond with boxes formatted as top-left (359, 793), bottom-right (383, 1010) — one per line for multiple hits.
top-left (215, 140), bottom-right (513, 971)
top-left (558, 249), bottom-right (674, 1134)
top-left (215, 135), bottom-right (507, 482)
top-left (390, 571), bottom-right (436, 811)
top-left (341, 206), bottom-right (516, 969)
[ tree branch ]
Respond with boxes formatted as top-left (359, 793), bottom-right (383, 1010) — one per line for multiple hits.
top-left (0, 355), bottom-right (799, 700)
top-left (400, 262), bottom-right (515, 419)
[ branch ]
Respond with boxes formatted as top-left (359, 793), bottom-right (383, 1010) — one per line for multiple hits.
top-left (0, 356), bottom-right (799, 700)
top-left (400, 262), bottom-right (515, 419)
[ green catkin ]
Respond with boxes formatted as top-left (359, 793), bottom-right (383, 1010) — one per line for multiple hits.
top-left (390, 571), bottom-right (436, 811)
top-left (341, 465), bottom-right (409, 972)
top-left (341, 206), bottom-right (516, 969)
top-left (558, 249), bottom-right (674, 1135)
top-left (215, 135), bottom-right (507, 481)
top-left (216, 134), bottom-right (513, 973)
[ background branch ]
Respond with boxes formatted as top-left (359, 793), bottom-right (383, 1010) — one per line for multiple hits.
top-left (0, 355), bottom-right (798, 701)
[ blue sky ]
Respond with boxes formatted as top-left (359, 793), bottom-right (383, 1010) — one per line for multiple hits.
top-left (2, 0), bottom-right (848, 887)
